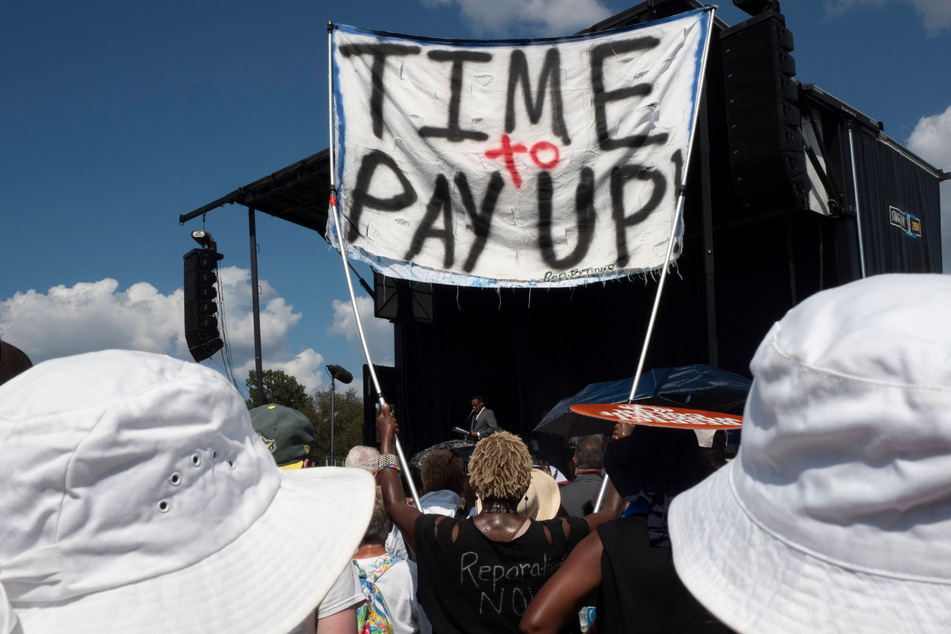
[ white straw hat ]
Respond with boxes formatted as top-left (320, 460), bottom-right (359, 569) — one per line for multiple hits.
top-left (518, 469), bottom-right (562, 520)
top-left (668, 274), bottom-right (951, 633)
top-left (0, 350), bottom-right (374, 634)
top-left (474, 470), bottom-right (562, 521)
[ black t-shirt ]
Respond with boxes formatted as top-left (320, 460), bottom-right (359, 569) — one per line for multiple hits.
top-left (597, 515), bottom-right (730, 633)
top-left (415, 514), bottom-right (589, 633)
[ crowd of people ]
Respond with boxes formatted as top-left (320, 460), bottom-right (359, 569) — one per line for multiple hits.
top-left (1, 273), bottom-right (950, 633)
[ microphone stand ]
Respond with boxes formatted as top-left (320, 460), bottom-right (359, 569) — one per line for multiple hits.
top-left (330, 374), bottom-right (337, 465)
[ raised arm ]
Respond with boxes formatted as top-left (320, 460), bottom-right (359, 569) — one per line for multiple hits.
top-left (582, 476), bottom-right (624, 532)
top-left (375, 404), bottom-right (421, 551)
top-left (520, 529), bottom-right (604, 633)
top-left (572, 421), bottom-right (638, 531)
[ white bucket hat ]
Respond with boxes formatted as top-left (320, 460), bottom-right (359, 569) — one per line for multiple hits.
top-left (0, 350), bottom-right (374, 634)
top-left (668, 274), bottom-right (951, 633)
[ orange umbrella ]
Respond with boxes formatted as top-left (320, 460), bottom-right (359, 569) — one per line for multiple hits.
top-left (569, 403), bottom-right (742, 430)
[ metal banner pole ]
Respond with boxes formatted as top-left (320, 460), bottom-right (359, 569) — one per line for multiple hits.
top-left (327, 24), bottom-right (422, 509)
top-left (595, 8), bottom-right (716, 513)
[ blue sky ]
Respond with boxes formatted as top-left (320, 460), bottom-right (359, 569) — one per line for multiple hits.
top-left (2, 0), bottom-right (949, 399)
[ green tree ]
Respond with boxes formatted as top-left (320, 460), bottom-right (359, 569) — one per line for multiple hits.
top-left (245, 369), bottom-right (310, 411)
top-left (311, 387), bottom-right (365, 466)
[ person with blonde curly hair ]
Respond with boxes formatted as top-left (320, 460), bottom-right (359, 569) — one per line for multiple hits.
top-left (467, 433), bottom-right (531, 501)
top-left (376, 406), bottom-right (623, 632)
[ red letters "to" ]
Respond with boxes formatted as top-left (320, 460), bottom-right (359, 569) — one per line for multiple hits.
top-left (485, 135), bottom-right (561, 189)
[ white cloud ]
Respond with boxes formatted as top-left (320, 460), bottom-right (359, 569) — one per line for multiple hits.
top-left (234, 348), bottom-right (327, 395)
top-left (0, 266), bottom-right (332, 392)
top-left (214, 266), bottom-right (330, 394)
top-left (824, 0), bottom-right (951, 35)
top-left (906, 104), bottom-right (951, 273)
top-left (0, 279), bottom-right (183, 363)
top-left (906, 105), bottom-right (951, 168)
top-left (327, 296), bottom-right (394, 369)
top-left (422, 0), bottom-right (614, 36)
top-left (215, 266), bottom-right (302, 364)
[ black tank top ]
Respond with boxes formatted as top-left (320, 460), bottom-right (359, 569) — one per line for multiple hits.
top-left (415, 514), bottom-right (589, 633)
top-left (597, 515), bottom-right (730, 632)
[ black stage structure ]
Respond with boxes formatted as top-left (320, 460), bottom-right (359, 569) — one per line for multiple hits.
top-left (181, 0), bottom-right (947, 463)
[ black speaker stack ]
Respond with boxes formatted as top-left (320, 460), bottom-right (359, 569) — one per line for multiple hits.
top-left (721, 9), bottom-right (808, 214)
top-left (183, 247), bottom-right (224, 362)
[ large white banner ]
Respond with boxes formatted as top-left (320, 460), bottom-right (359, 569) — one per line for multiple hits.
top-left (330, 8), bottom-right (713, 287)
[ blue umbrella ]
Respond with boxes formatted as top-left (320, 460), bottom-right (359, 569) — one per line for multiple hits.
top-left (533, 364), bottom-right (751, 436)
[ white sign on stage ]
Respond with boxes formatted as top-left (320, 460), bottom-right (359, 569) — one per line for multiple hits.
top-left (330, 8), bottom-right (713, 287)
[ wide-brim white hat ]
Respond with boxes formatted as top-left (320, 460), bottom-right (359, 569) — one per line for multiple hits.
top-left (0, 350), bottom-right (374, 634)
top-left (668, 274), bottom-right (951, 632)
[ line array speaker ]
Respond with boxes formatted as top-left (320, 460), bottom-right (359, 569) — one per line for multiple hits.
top-left (721, 10), bottom-right (808, 213)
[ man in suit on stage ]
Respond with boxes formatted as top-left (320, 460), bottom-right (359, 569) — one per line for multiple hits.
top-left (467, 395), bottom-right (497, 440)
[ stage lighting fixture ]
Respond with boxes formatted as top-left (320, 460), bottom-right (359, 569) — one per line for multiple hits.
top-left (191, 230), bottom-right (215, 248)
